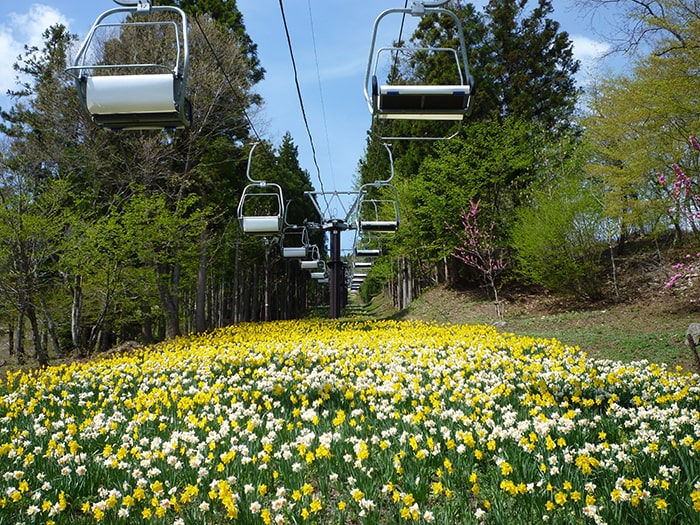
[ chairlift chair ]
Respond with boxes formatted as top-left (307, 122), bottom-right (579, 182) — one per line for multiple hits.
top-left (67, 0), bottom-right (192, 130)
top-left (364, 0), bottom-right (475, 139)
top-left (354, 233), bottom-right (382, 258)
top-left (310, 260), bottom-right (328, 280)
top-left (357, 142), bottom-right (400, 233)
top-left (237, 143), bottom-right (285, 236)
top-left (300, 245), bottom-right (322, 270)
top-left (357, 183), bottom-right (400, 233)
top-left (280, 225), bottom-right (310, 258)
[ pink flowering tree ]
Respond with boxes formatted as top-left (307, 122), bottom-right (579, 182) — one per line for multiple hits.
top-left (658, 136), bottom-right (700, 241)
top-left (659, 136), bottom-right (700, 293)
top-left (448, 199), bottom-right (506, 320)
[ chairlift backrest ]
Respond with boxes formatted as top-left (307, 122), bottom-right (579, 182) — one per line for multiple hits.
top-left (67, 2), bottom-right (191, 130)
top-left (364, 1), bottom-right (475, 139)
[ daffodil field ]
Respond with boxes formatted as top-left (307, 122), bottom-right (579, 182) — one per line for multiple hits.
top-left (1, 319), bottom-right (700, 525)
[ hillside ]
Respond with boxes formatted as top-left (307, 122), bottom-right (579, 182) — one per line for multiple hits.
top-left (383, 250), bottom-right (700, 374)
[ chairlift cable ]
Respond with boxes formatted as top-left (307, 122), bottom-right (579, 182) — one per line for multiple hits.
top-left (192, 13), bottom-right (262, 142)
top-left (307, 0), bottom-right (336, 191)
top-left (392, 0), bottom-right (410, 77)
top-left (277, 0), bottom-right (329, 209)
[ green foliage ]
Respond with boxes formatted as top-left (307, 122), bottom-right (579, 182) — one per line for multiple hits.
top-left (399, 117), bottom-right (536, 262)
top-left (0, 1), bottom-right (320, 353)
top-left (511, 142), bottom-right (607, 299)
top-left (165, 0), bottom-right (264, 85)
top-left (582, 1), bottom-right (700, 244)
top-left (475, 0), bottom-right (580, 127)
top-left (362, 0), bottom-right (582, 296)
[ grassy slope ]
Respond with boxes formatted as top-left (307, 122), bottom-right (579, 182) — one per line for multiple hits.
top-left (371, 281), bottom-right (700, 374)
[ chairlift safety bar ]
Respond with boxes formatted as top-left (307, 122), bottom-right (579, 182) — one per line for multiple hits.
top-left (66, 7), bottom-right (189, 80)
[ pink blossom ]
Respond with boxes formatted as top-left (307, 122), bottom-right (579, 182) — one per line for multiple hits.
top-left (665, 273), bottom-right (683, 289)
top-left (690, 135), bottom-right (700, 151)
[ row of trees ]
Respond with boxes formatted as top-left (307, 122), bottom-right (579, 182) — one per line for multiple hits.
top-left (359, 0), bottom-right (700, 311)
top-left (0, 1), bottom-right (324, 363)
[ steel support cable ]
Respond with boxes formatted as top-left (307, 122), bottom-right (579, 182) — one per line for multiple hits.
top-left (392, 0), bottom-right (410, 75)
top-left (307, 0), bottom-right (336, 191)
top-left (277, 0), bottom-right (329, 209)
top-left (192, 13), bottom-right (262, 143)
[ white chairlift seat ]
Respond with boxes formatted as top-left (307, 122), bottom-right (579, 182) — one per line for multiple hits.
top-left (300, 259), bottom-right (321, 270)
top-left (375, 83), bottom-right (471, 120)
top-left (283, 246), bottom-right (308, 258)
top-left (240, 216), bottom-right (283, 236)
top-left (237, 143), bottom-right (285, 237)
top-left (354, 261), bottom-right (373, 269)
top-left (85, 73), bottom-right (191, 130)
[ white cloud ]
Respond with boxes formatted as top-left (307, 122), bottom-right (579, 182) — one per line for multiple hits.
top-left (0, 27), bottom-right (23, 99)
top-left (572, 34), bottom-right (611, 61)
top-left (0, 4), bottom-right (71, 102)
top-left (570, 34), bottom-right (612, 83)
top-left (10, 4), bottom-right (71, 49)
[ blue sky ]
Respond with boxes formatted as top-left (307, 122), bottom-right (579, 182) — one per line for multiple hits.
top-left (0, 1), bottom-right (621, 199)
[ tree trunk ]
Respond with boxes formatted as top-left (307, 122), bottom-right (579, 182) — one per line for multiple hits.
top-left (71, 275), bottom-right (84, 356)
top-left (38, 293), bottom-right (61, 356)
top-left (156, 262), bottom-right (181, 339)
top-left (26, 300), bottom-right (48, 367)
top-left (141, 302), bottom-right (154, 344)
top-left (195, 231), bottom-right (207, 332)
top-left (264, 243), bottom-right (271, 322)
top-left (8, 323), bottom-right (14, 360)
top-left (14, 311), bottom-right (24, 365)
